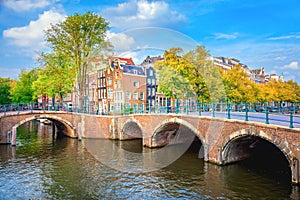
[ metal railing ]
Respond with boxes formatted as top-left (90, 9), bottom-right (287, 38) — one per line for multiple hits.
top-left (1, 102), bottom-right (299, 128)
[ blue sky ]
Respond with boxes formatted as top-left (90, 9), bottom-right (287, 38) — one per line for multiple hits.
top-left (1, 0), bottom-right (300, 83)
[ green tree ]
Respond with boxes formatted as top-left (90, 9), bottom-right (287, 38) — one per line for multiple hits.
top-left (156, 46), bottom-right (225, 102)
top-left (0, 78), bottom-right (12, 105)
top-left (33, 53), bottom-right (76, 105)
top-left (11, 69), bottom-right (38, 103)
top-left (44, 11), bottom-right (110, 110)
top-left (154, 60), bottom-right (194, 99)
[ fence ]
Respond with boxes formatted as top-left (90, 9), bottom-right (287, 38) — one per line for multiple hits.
top-left (0, 102), bottom-right (299, 128)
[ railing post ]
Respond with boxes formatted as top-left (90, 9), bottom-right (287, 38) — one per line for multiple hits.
top-left (175, 99), bottom-right (179, 114)
top-left (212, 102), bottom-right (215, 117)
top-left (265, 106), bottom-right (269, 124)
top-left (186, 100), bottom-right (189, 115)
top-left (227, 103), bottom-right (231, 119)
top-left (197, 101), bottom-right (201, 116)
top-left (165, 99), bottom-right (168, 114)
top-left (289, 107), bottom-right (294, 128)
top-left (245, 103), bottom-right (249, 121)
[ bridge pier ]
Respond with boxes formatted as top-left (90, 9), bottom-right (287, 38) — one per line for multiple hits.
top-left (292, 158), bottom-right (299, 185)
top-left (11, 127), bottom-right (16, 146)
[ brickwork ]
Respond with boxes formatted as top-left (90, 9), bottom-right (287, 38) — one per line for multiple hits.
top-left (0, 111), bottom-right (299, 184)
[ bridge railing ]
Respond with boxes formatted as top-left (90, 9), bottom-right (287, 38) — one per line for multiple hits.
top-left (1, 102), bottom-right (299, 128)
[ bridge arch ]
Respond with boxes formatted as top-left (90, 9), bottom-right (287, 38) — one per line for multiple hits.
top-left (150, 118), bottom-right (205, 153)
top-left (220, 128), bottom-right (292, 165)
top-left (120, 118), bottom-right (143, 140)
top-left (220, 128), bottom-right (295, 183)
top-left (10, 114), bottom-right (76, 145)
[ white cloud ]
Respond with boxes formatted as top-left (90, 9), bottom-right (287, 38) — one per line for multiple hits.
top-left (107, 32), bottom-right (135, 51)
top-left (213, 32), bottom-right (239, 40)
top-left (281, 61), bottom-right (299, 70)
top-left (3, 0), bottom-right (52, 12)
top-left (3, 10), bottom-right (66, 49)
top-left (267, 33), bottom-right (300, 40)
top-left (101, 0), bottom-right (186, 30)
top-left (274, 56), bottom-right (287, 61)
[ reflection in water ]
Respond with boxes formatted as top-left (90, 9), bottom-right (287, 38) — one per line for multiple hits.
top-left (0, 121), bottom-right (299, 199)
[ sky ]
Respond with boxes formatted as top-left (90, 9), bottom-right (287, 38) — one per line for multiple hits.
top-left (0, 0), bottom-right (300, 83)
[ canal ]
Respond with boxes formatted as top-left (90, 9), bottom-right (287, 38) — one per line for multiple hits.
top-left (0, 121), bottom-right (299, 199)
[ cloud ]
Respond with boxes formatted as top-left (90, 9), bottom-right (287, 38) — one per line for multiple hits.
top-left (274, 56), bottom-right (287, 61)
top-left (3, 0), bottom-right (52, 12)
top-left (267, 33), bottom-right (300, 40)
top-left (213, 32), bottom-right (239, 40)
top-left (3, 10), bottom-right (66, 49)
top-left (101, 0), bottom-right (186, 30)
top-left (281, 61), bottom-right (299, 70)
top-left (107, 32), bottom-right (135, 51)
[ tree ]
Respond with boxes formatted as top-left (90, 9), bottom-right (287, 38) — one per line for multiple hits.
top-left (286, 80), bottom-right (300, 103)
top-left (33, 52), bottom-right (76, 105)
top-left (156, 46), bottom-right (225, 102)
top-left (154, 60), bottom-right (194, 99)
top-left (44, 11), bottom-right (110, 110)
top-left (222, 65), bottom-right (257, 103)
top-left (10, 69), bottom-right (38, 103)
top-left (0, 78), bottom-right (12, 105)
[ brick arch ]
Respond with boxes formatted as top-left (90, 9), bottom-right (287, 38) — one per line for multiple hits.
top-left (150, 117), bottom-right (205, 148)
top-left (220, 128), bottom-right (292, 166)
top-left (120, 118), bottom-right (143, 140)
top-left (11, 114), bottom-right (76, 140)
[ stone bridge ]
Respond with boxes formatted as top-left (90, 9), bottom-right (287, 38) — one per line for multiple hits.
top-left (0, 111), bottom-right (299, 184)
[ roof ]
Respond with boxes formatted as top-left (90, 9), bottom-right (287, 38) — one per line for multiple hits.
top-left (121, 64), bottom-right (145, 76)
top-left (114, 57), bottom-right (135, 65)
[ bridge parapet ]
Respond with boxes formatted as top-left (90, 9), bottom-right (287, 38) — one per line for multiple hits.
top-left (0, 111), bottom-right (299, 184)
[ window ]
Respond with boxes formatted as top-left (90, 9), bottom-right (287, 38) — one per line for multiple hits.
top-left (140, 103), bottom-right (144, 110)
top-left (133, 70), bottom-right (137, 74)
top-left (108, 89), bottom-right (113, 98)
top-left (140, 92), bottom-right (144, 100)
top-left (107, 77), bottom-right (112, 86)
top-left (133, 81), bottom-right (139, 88)
top-left (149, 69), bottom-right (153, 76)
top-left (147, 88), bottom-right (151, 96)
top-left (103, 90), bottom-right (106, 98)
top-left (126, 91), bottom-right (131, 100)
top-left (117, 80), bottom-right (122, 88)
top-left (151, 79), bottom-right (156, 85)
top-left (152, 88), bottom-right (156, 95)
top-left (147, 78), bottom-right (151, 85)
top-left (133, 92), bottom-right (138, 100)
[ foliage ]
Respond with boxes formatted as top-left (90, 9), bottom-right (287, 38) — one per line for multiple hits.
top-left (0, 78), bottom-right (12, 104)
top-left (264, 79), bottom-right (298, 103)
top-left (286, 80), bottom-right (300, 102)
top-left (221, 65), bottom-right (258, 103)
top-left (10, 69), bottom-right (38, 103)
top-left (154, 59), bottom-right (194, 99)
top-left (155, 46), bottom-right (225, 102)
top-left (44, 11), bottom-right (110, 109)
top-left (33, 53), bottom-right (76, 104)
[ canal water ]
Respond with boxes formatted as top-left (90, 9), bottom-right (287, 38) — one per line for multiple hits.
top-left (0, 121), bottom-right (299, 199)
